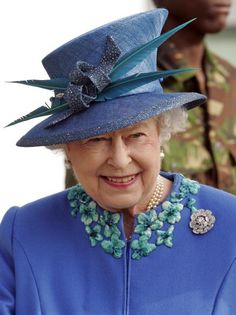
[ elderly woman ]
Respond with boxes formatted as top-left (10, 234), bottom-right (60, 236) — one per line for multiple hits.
top-left (1, 9), bottom-right (236, 315)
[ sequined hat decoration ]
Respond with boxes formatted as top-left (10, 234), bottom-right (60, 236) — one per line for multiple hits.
top-left (6, 9), bottom-right (206, 147)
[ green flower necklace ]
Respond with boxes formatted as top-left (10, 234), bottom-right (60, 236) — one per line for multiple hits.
top-left (67, 175), bottom-right (201, 260)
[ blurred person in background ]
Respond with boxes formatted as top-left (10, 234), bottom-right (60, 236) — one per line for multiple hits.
top-left (153, 0), bottom-right (236, 193)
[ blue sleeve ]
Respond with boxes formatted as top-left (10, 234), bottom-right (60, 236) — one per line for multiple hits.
top-left (0, 207), bottom-right (18, 315)
top-left (213, 258), bottom-right (236, 315)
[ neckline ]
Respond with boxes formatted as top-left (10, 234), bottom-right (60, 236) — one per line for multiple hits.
top-left (67, 173), bottom-right (201, 260)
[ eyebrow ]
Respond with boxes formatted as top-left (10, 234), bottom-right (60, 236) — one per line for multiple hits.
top-left (124, 121), bottom-right (149, 132)
top-left (87, 121), bottom-right (150, 140)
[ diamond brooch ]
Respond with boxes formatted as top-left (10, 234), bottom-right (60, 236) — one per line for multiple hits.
top-left (189, 209), bottom-right (216, 234)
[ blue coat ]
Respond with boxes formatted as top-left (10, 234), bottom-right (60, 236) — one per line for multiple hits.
top-left (1, 173), bottom-right (236, 315)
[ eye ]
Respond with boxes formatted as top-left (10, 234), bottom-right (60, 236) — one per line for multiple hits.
top-left (88, 137), bottom-right (108, 143)
top-left (130, 132), bottom-right (145, 138)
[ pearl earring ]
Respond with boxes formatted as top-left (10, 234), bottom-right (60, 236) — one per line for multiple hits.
top-left (160, 148), bottom-right (165, 159)
top-left (65, 159), bottom-right (72, 169)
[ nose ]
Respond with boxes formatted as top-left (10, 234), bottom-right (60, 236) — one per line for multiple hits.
top-left (107, 137), bottom-right (132, 169)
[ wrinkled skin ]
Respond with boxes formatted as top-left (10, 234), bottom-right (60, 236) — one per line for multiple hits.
top-left (65, 118), bottom-right (163, 216)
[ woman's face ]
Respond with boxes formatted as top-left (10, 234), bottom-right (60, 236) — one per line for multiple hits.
top-left (65, 118), bottom-right (161, 214)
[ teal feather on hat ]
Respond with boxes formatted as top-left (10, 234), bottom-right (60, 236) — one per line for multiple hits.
top-left (6, 17), bottom-right (197, 128)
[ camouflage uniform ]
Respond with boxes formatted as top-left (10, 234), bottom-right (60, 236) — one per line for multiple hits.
top-left (159, 42), bottom-right (236, 193)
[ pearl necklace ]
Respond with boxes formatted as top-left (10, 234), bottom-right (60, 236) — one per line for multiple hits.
top-left (147, 175), bottom-right (164, 210)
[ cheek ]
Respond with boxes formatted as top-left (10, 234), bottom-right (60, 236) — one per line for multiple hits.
top-left (67, 145), bottom-right (107, 180)
top-left (135, 140), bottom-right (160, 169)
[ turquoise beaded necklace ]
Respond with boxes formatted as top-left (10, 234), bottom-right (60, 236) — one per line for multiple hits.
top-left (67, 175), bottom-right (201, 260)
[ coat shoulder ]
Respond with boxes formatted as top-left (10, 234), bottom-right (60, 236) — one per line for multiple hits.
top-left (0, 189), bottom-right (72, 243)
top-left (16, 189), bottom-right (70, 219)
top-left (197, 184), bottom-right (236, 238)
top-left (199, 184), bottom-right (236, 212)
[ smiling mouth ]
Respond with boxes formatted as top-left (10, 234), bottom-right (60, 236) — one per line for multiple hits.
top-left (101, 174), bottom-right (138, 186)
top-left (106, 175), bottom-right (136, 183)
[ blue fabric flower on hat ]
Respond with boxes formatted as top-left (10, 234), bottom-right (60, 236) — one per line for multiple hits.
top-left (65, 36), bottom-right (121, 112)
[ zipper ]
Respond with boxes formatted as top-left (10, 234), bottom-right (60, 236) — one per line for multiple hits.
top-left (124, 240), bottom-right (131, 315)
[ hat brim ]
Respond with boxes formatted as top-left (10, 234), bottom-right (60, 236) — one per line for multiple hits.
top-left (16, 91), bottom-right (206, 147)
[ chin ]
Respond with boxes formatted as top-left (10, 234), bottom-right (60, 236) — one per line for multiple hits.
top-left (195, 18), bottom-right (228, 35)
top-left (205, 18), bottom-right (228, 33)
top-left (206, 24), bottom-right (227, 33)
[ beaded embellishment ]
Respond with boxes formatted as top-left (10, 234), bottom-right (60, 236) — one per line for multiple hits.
top-left (67, 175), bottom-right (213, 260)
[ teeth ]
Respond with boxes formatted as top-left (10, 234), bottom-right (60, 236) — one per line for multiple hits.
top-left (107, 175), bottom-right (135, 183)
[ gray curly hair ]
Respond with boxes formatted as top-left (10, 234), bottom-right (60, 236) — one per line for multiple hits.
top-left (155, 107), bottom-right (188, 145)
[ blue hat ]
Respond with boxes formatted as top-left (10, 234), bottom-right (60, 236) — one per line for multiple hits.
top-left (7, 9), bottom-right (206, 147)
